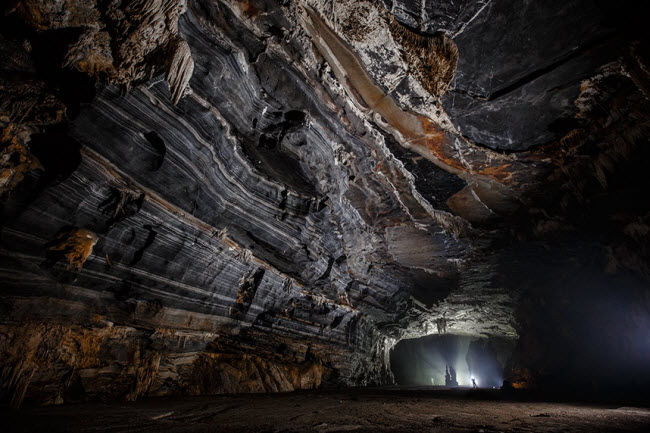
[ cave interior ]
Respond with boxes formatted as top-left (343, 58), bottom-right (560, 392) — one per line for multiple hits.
top-left (1, 0), bottom-right (649, 432)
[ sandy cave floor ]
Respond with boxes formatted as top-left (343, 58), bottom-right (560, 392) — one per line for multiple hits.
top-left (4, 387), bottom-right (650, 433)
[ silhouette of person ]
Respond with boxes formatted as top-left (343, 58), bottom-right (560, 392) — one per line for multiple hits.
top-left (472, 378), bottom-right (478, 389)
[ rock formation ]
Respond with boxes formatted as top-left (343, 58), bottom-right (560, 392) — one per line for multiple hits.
top-left (1, 0), bottom-right (648, 407)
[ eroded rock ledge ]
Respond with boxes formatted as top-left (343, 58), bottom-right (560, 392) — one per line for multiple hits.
top-left (1, 0), bottom-right (649, 406)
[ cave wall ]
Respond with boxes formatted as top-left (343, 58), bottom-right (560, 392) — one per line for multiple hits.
top-left (1, 0), bottom-right (649, 407)
top-left (1, 0), bottom-right (411, 407)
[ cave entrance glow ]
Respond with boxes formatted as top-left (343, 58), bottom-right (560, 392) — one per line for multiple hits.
top-left (390, 334), bottom-right (516, 388)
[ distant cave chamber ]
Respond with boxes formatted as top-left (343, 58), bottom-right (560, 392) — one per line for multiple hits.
top-left (390, 334), bottom-right (515, 388)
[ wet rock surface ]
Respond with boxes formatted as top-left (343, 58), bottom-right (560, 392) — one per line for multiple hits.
top-left (1, 0), bottom-right (649, 408)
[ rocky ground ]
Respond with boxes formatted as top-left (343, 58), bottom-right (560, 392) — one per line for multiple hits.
top-left (4, 387), bottom-right (650, 433)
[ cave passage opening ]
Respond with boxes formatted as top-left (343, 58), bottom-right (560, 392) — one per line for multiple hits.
top-left (390, 334), bottom-right (516, 388)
